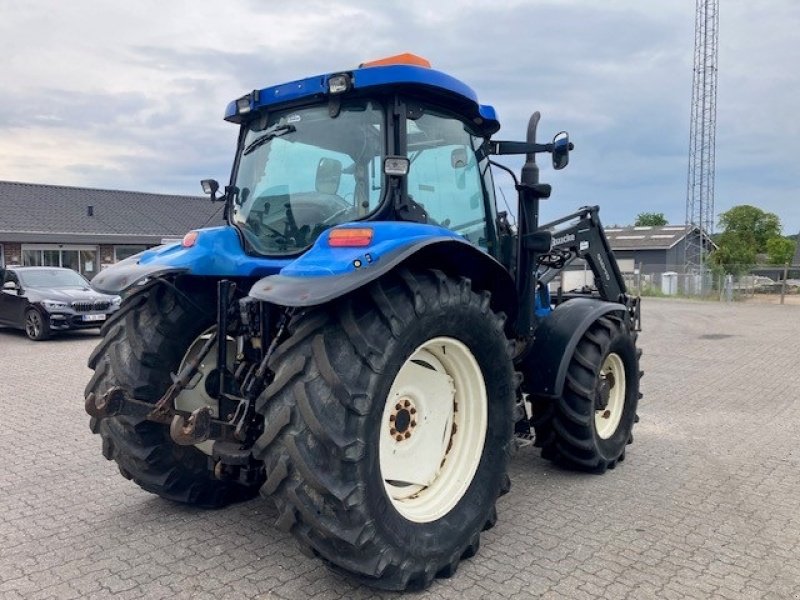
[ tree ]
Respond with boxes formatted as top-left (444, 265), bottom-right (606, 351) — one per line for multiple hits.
top-left (711, 230), bottom-right (757, 274)
top-left (712, 205), bottom-right (782, 273)
top-left (635, 212), bottom-right (668, 226)
top-left (766, 237), bottom-right (797, 265)
top-left (717, 205), bottom-right (781, 251)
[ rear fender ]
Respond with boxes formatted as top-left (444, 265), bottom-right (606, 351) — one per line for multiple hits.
top-left (90, 227), bottom-right (289, 294)
top-left (249, 222), bottom-right (517, 320)
top-left (521, 298), bottom-right (627, 398)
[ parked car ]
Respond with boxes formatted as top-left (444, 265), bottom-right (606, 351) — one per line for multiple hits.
top-left (0, 266), bottom-right (121, 340)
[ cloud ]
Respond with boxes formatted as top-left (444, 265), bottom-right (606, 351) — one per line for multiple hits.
top-left (0, 0), bottom-right (798, 232)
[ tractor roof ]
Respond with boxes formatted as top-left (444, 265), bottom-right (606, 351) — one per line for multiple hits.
top-left (224, 53), bottom-right (500, 136)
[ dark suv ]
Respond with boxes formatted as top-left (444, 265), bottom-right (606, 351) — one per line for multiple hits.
top-left (0, 266), bottom-right (121, 340)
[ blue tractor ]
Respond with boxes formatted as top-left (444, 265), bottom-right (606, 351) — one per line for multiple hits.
top-left (85, 54), bottom-right (642, 591)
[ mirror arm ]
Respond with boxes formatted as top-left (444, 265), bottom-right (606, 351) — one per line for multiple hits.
top-left (488, 141), bottom-right (553, 156)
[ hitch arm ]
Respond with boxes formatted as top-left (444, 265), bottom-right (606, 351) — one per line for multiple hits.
top-left (85, 388), bottom-right (164, 422)
top-left (85, 387), bottom-right (238, 446)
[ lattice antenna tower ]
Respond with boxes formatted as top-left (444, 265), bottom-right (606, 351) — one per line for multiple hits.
top-left (684, 0), bottom-right (719, 274)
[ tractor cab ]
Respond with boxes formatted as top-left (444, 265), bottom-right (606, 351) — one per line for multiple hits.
top-left (216, 54), bottom-right (502, 258)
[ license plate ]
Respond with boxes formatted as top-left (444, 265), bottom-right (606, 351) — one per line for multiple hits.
top-left (83, 314), bottom-right (107, 322)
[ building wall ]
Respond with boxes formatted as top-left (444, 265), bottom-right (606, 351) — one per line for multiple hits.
top-left (0, 242), bottom-right (22, 266)
top-left (614, 249), bottom-right (669, 273)
top-left (0, 240), bottom-right (149, 275)
top-left (666, 244), bottom-right (684, 269)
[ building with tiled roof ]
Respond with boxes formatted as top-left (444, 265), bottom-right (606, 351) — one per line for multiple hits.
top-left (604, 224), bottom-right (717, 273)
top-left (558, 224), bottom-right (718, 292)
top-left (0, 180), bottom-right (223, 279)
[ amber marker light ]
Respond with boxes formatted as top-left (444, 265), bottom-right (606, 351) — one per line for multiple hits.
top-left (360, 53), bottom-right (432, 69)
top-left (182, 231), bottom-right (199, 247)
top-left (329, 228), bottom-right (374, 247)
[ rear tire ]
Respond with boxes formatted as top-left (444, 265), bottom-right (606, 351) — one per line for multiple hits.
top-left (253, 269), bottom-right (516, 590)
top-left (531, 314), bottom-right (640, 472)
top-left (85, 280), bottom-right (258, 508)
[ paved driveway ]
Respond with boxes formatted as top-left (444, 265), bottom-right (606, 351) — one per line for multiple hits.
top-left (1, 298), bottom-right (799, 599)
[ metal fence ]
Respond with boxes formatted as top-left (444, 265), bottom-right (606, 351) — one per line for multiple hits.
top-left (627, 265), bottom-right (800, 302)
top-left (559, 263), bottom-right (800, 303)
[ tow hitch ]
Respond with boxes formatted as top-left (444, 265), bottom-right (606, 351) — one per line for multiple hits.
top-left (86, 387), bottom-right (227, 444)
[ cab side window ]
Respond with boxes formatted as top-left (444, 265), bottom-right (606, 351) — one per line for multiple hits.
top-left (406, 111), bottom-right (494, 250)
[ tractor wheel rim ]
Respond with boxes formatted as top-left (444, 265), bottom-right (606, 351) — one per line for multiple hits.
top-left (26, 312), bottom-right (41, 338)
top-left (379, 336), bottom-right (487, 523)
top-left (172, 328), bottom-right (236, 455)
top-left (595, 352), bottom-right (626, 439)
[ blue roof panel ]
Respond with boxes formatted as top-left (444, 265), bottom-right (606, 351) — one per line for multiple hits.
top-left (225, 63), bottom-right (500, 134)
top-left (353, 65), bottom-right (479, 102)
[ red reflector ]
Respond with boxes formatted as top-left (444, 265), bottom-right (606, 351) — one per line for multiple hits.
top-left (182, 231), bottom-right (198, 247)
top-left (329, 228), bottom-right (373, 247)
top-left (360, 53), bottom-right (431, 69)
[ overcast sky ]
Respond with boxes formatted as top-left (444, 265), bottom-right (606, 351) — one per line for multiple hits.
top-left (1, 0), bottom-right (798, 233)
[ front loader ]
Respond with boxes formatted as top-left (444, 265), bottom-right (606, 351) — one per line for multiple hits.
top-left (85, 53), bottom-right (642, 591)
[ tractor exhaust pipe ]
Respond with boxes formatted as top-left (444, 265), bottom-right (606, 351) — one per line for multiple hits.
top-left (521, 111), bottom-right (541, 188)
top-left (515, 111), bottom-right (547, 335)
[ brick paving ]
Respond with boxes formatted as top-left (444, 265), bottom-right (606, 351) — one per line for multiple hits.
top-left (1, 298), bottom-right (799, 599)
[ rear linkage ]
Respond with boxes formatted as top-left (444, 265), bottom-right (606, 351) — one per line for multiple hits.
top-left (85, 278), bottom-right (292, 483)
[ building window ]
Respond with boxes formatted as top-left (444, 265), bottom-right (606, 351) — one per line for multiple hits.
top-left (44, 249), bottom-right (66, 267)
top-left (21, 245), bottom-right (99, 279)
top-left (114, 245), bottom-right (148, 262)
top-left (23, 249), bottom-right (43, 266)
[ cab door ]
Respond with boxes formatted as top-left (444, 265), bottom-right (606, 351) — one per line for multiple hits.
top-left (404, 106), bottom-right (499, 256)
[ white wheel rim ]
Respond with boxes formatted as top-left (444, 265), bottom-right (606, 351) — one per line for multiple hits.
top-left (595, 352), bottom-right (626, 439)
top-left (379, 337), bottom-right (487, 523)
top-left (173, 329), bottom-right (236, 455)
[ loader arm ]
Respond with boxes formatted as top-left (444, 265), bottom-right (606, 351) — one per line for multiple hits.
top-left (538, 206), bottom-right (629, 305)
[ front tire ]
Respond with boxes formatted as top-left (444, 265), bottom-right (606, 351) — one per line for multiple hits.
top-left (531, 314), bottom-right (640, 472)
top-left (25, 308), bottom-right (50, 341)
top-left (85, 280), bottom-right (258, 507)
top-left (253, 269), bottom-right (516, 590)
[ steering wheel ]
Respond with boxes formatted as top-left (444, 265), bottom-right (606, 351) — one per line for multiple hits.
top-left (287, 193), bottom-right (351, 225)
top-left (321, 202), bottom-right (361, 226)
top-left (247, 192), bottom-right (354, 248)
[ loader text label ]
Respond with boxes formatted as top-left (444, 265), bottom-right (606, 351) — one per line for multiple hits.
top-left (596, 253), bottom-right (611, 280)
top-left (552, 233), bottom-right (575, 246)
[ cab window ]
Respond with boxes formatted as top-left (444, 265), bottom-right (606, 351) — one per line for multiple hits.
top-left (406, 110), bottom-right (495, 251)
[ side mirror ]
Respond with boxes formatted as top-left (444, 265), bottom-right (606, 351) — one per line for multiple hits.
top-left (3, 281), bottom-right (19, 293)
top-left (451, 147), bottom-right (469, 190)
top-left (200, 179), bottom-right (220, 202)
top-left (315, 158), bottom-right (342, 195)
top-left (450, 147), bottom-right (468, 169)
top-left (552, 132), bottom-right (571, 170)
